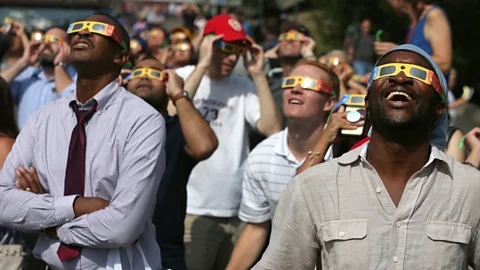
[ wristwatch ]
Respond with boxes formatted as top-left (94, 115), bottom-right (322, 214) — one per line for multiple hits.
top-left (171, 90), bottom-right (190, 105)
top-left (55, 61), bottom-right (68, 68)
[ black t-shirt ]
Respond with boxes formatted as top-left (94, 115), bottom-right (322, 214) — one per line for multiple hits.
top-left (153, 115), bottom-right (197, 268)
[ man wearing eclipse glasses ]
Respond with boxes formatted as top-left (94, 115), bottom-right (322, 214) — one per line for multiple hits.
top-left (0, 13), bottom-right (166, 269)
top-left (127, 58), bottom-right (218, 270)
top-left (253, 45), bottom-right (480, 270)
top-left (175, 14), bottom-right (282, 270)
top-left (0, 26), bottom-right (77, 129)
top-left (226, 59), bottom-right (339, 270)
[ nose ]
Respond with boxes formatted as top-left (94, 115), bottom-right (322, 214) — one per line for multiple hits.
top-left (290, 83), bottom-right (304, 94)
top-left (388, 70), bottom-right (414, 86)
top-left (78, 28), bottom-right (92, 37)
top-left (227, 53), bottom-right (239, 62)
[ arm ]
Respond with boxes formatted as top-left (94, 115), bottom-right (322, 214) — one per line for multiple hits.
top-left (165, 70), bottom-right (218, 160)
top-left (252, 73), bottom-right (282, 136)
top-left (53, 42), bottom-right (74, 94)
top-left (228, 159), bottom-right (272, 269)
top-left (56, 114), bottom-right (166, 248)
top-left (245, 44), bottom-right (282, 136)
top-left (0, 137), bottom-right (14, 169)
top-left (296, 109), bottom-right (363, 175)
top-left (253, 177), bottom-right (318, 269)
top-left (184, 34), bottom-right (223, 98)
top-left (226, 221), bottom-right (270, 270)
top-left (0, 112), bottom-right (77, 231)
top-left (0, 41), bottom-right (40, 83)
top-left (464, 127), bottom-right (480, 168)
top-left (445, 129), bottom-right (466, 163)
top-left (426, 9), bottom-right (452, 73)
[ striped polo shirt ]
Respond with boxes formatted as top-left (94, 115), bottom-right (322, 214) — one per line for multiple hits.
top-left (239, 129), bottom-right (304, 223)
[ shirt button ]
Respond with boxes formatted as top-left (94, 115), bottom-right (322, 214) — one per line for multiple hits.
top-left (39, 224), bottom-right (44, 228)
top-left (393, 256), bottom-right (399, 263)
top-left (66, 218), bottom-right (70, 222)
top-left (338, 231), bottom-right (345, 237)
top-left (396, 222), bottom-right (401, 228)
top-left (375, 188), bottom-right (382, 194)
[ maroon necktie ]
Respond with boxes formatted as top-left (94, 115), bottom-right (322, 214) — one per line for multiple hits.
top-left (57, 101), bottom-right (97, 262)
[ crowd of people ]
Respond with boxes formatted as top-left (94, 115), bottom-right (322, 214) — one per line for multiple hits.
top-left (0, 0), bottom-right (479, 269)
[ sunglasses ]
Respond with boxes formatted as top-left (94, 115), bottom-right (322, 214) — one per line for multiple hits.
top-left (282, 76), bottom-right (334, 95)
top-left (215, 40), bottom-right (248, 55)
top-left (278, 31), bottom-right (306, 41)
top-left (67, 21), bottom-right (127, 51)
top-left (325, 57), bottom-right (345, 67)
top-left (170, 32), bottom-right (187, 41)
top-left (172, 42), bottom-right (192, 51)
top-left (131, 68), bottom-right (166, 81)
top-left (372, 63), bottom-right (443, 97)
top-left (43, 34), bottom-right (63, 44)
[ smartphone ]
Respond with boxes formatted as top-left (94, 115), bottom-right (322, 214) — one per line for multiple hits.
top-left (341, 94), bottom-right (367, 136)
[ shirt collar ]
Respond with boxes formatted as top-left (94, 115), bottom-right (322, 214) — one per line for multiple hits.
top-left (338, 141), bottom-right (452, 174)
top-left (275, 128), bottom-right (304, 164)
top-left (67, 80), bottom-right (120, 111)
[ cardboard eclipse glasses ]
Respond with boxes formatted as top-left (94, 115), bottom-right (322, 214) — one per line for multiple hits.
top-left (282, 76), bottom-right (335, 96)
top-left (67, 21), bottom-right (128, 51)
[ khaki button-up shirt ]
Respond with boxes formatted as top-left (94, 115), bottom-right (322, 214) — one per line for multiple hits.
top-left (253, 144), bottom-right (480, 270)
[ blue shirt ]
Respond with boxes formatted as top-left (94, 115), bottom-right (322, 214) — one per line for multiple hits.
top-left (11, 66), bottom-right (77, 128)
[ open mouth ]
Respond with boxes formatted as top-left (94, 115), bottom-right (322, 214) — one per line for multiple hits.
top-left (72, 39), bottom-right (92, 50)
top-left (288, 99), bottom-right (303, 105)
top-left (386, 91), bottom-right (413, 102)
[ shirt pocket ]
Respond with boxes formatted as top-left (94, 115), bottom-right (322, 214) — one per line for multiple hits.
top-left (424, 221), bottom-right (471, 270)
top-left (320, 219), bottom-right (368, 269)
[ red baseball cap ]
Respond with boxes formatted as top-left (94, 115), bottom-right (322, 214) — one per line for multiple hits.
top-left (203, 14), bottom-right (250, 45)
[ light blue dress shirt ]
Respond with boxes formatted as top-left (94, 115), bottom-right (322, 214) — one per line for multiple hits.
top-left (10, 66), bottom-right (77, 129)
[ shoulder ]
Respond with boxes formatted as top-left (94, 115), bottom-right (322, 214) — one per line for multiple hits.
top-left (427, 7), bottom-right (449, 21)
top-left (175, 65), bottom-right (195, 79)
top-left (249, 131), bottom-right (283, 155)
top-left (119, 89), bottom-right (164, 127)
top-left (13, 66), bottom-right (38, 82)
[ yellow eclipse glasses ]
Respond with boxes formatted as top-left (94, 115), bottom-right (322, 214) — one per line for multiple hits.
top-left (279, 31), bottom-right (306, 41)
top-left (67, 21), bottom-right (127, 50)
top-left (131, 68), bottom-right (166, 81)
top-left (149, 29), bottom-right (165, 38)
top-left (372, 63), bottom-right (444, 99)
top-left (325, 57), bottom-right (345, 67)
top-left (170, 32), bottom-right (188, 41)
top-left (282, 76), bottom-right (334, 95)
top-left (43, 34), bottom-right (63, 44)
top-left (172, 42), bottom-right (192, 51)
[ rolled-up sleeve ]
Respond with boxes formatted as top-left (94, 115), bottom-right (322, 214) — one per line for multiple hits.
top-left (57, 113), bottom-right (166, 248)
top-left (253, 176), bottom-right (319, 270)
top-left (0, 111), bottom-right (76, 231)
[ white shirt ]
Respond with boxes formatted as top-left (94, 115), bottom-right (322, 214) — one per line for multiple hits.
top-left (176, 65), bottom-right (261, 217)
top-left (239, 129), bottom-right (303, 223)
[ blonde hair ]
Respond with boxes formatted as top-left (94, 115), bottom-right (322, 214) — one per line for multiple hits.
top-left (292, 59), bottom-right (340, 98)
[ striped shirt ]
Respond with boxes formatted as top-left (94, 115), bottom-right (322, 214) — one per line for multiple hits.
top-left (239, 129), bottom-right (303, 223)
top-left (0, 81), bottom-right (166, 270)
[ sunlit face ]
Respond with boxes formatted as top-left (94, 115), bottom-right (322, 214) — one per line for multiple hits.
top-left (38, 28), bottom-right (67, 65)
top-left (367, 50), bottom-right (445, 132)
top-left (283, 64), bottom-right (336, 120)
top-left (127, 59), bottom-right (166, 104)
top-left (147, 28), bottom-right (166, 49)
top-left (279, 30), bottom-right (303, 58)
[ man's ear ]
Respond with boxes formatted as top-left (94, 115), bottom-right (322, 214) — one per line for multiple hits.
top-left (114, 50), bottom-right (129, 67)
top-left (323, 96), bottom-right (338, 112)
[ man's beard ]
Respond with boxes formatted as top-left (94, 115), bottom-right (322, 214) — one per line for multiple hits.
top-left (38, 54), bottom-right (55, 68)
top-left (368, 94), bottom-right (438, 145)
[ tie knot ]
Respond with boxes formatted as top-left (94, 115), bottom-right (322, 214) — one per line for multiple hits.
top-left (70, 100), bottom-right (98, 125)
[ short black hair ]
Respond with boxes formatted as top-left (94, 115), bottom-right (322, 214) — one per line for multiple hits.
top-left (264, 17), bottom-right (280, 36)
top-left (87, 12), bottom-right (130, 51)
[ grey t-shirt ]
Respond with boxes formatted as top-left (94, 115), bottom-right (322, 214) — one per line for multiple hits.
top-left (353, 34), bottom-right (375, 63)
